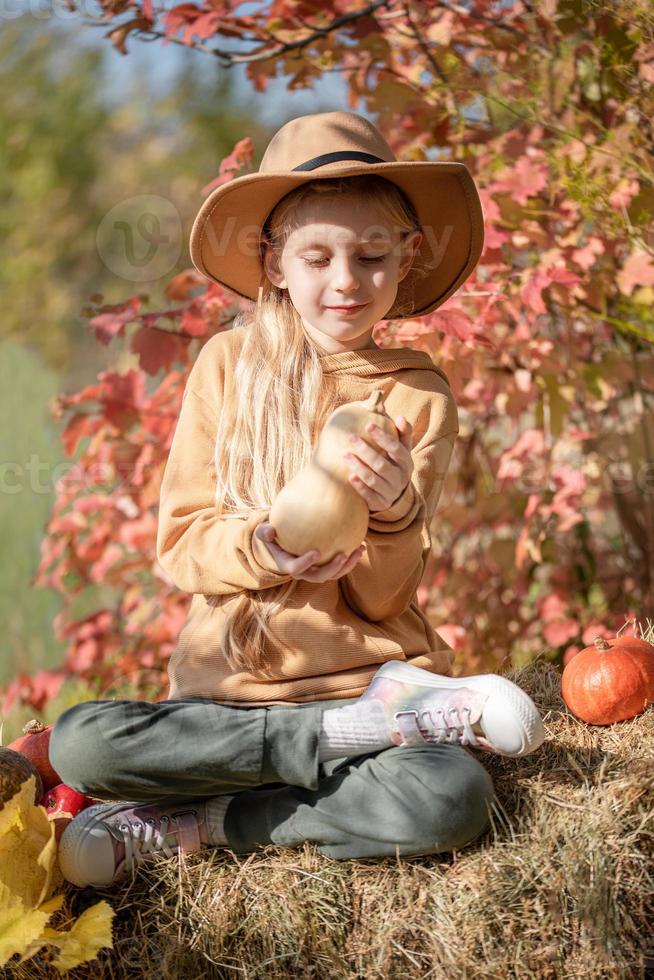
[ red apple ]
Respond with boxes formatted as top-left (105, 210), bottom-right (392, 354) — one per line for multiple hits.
top-left (8, 719), bottom-right (60, 792)
top-left (42, 783), bottom-right (96, 843)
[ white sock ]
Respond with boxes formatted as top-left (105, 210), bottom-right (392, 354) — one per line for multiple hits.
top-left (318, 700), bottom-right (392, 761)
top-left (204, 794), bottom-right (234, 845)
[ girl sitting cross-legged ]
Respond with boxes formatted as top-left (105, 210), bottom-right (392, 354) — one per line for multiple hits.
top-left (51, 110), bottom-right (545, 889)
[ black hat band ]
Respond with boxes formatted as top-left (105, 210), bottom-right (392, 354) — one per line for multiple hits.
top-left (292, 151), bottom-right (386, 172)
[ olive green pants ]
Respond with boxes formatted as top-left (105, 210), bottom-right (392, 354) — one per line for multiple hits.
top-left (49, 696), bottom-right (496, 860)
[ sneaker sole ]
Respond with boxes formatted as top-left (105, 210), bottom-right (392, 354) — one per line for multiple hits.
top-left (369, 660), bottom-right (545, 756)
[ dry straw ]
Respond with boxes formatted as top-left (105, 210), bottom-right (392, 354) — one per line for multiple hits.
top-left (11, 632), bottom-right (654, 979)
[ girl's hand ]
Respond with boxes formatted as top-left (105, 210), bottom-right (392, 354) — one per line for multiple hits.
top-left (343, 416), bottom-right (414, 512)
top-left (254, 522), bottom-right (366, 583)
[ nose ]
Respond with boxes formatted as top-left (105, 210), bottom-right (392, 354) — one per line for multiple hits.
top-left (331, 256), bottom-right (360, 292)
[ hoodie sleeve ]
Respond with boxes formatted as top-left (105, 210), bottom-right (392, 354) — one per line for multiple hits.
top-left (156, 347), bottom-right (293, 596)
top-left (338, 389), bottom-right (458, 623)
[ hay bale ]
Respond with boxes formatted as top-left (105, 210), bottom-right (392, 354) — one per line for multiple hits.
top-left (14, 662), bottom-right (653, 979)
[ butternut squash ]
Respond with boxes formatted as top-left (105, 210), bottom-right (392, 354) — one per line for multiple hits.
top-left (269, 388), bottom-right (398, 563)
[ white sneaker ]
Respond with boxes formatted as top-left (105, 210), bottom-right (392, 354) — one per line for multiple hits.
top-left (57, 798), bottom-right (213, 888)
top-left (359, 660), bottom-right (545, 757)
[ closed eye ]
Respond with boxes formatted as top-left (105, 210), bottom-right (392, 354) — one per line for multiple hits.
top-left (303, 256), bottom-right (387, 267)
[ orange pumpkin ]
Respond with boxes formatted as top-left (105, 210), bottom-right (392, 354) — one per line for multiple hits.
top-left (561, 634), bottom-right (654, 725)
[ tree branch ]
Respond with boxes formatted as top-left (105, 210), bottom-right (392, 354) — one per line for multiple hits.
top-left (86, 0), bottom-right (394, 66)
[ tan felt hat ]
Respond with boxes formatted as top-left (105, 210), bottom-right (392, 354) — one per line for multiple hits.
top-left (189, 111), bottom-right (484, 320)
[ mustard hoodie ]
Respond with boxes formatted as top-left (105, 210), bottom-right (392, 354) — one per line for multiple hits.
top-left (156, 328), bottom-right (459, 705)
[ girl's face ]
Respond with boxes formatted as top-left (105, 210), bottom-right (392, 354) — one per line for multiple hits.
top-left (263, 196), bottom-right (422, 354)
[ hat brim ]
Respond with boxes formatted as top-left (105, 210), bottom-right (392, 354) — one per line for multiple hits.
top-left (189, 161), bottom-right (484, 320)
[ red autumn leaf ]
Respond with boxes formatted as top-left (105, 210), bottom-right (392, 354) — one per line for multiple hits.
top-left (131, 444), bottom-right (157, 489)
top-left (609, 178), bottom-right (640, 209)
top-left (185, 10), bottom-right (222, 40)
top-left (430, 309), bottom-right (477, 341)
top-left (62, 413), bottom-right (96, 458)
top-left (547, 266), bottom-right (581, 287)
top-left (521, 268), bottom-right (552, 314)
top-left (72, 493), bottom-right (115, 515)
top-left (89, 296), bottom-right (142, 344)
top-left (543, 618), bottom-right (579, 647)
top-left (99, 370), bottom-right (146, 430)
top-left (131, 325), bottom-right (186, 375)
top-left (107, 16), bottom-right (152, 56)
top-left (61, 383), bottom-right (104, 408)
top-left (478, 188), bottom-right (510, 250)
top-left (572, 237), bottom-right (605, 271)
top-left (69, 638), bottom-right (102, 672)
top-left (433, 624), bottom-right (466, 652)
top-left (90, 543), bottom-right (126, 582)
top-left (0, 670), bottom-right (66, 715)
top-left (179, 301), bottom-right (211, 337)
top-left (493, 155), bottom-right (549, 205)
top-left (519, 264), bottom-right (579, 314)
top-left (162, 3), bottom-right (201, 42)
top-left (201, 137), bottom-right (255, 196)
top-left (118, 513), bottom-right (157, 551)
top-left (165, 269), bottom-right (205, 301)
top-left (508, 428), bottom-right (546, 459)
top-left (246, 58), bottom-right (273, 93)
top-left (616, 251), bottom-right (654, 296)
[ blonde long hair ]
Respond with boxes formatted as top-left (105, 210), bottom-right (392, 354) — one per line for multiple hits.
top-left (212, 174), bottom-right (426, 674)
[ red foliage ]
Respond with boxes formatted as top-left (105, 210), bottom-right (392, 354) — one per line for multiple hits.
top-left (3, 0), bottom-right (653, 713)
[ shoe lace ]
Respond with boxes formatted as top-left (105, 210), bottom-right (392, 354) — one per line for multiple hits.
top-left (392, 705), bottom-right (490, 749)
top-left (116, 810), bottom-right (197, 872)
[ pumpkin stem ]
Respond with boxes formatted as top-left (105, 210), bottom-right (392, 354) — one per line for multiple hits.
top-left (593, 636), bottom-right (611, 652)
top-left (366, 389), bottom-right (386, 413)
top-left (22, 719), bottom-right (47, 735)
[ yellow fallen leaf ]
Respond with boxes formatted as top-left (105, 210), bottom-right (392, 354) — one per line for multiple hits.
top-left (17, 901), bottom-right (115, 972)
top-left (0, 775), bottom-right (115, 972)
top-left (0, 889), bottom-right (63, 966)
top-left (0, 775), bottom-right (60, 907)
